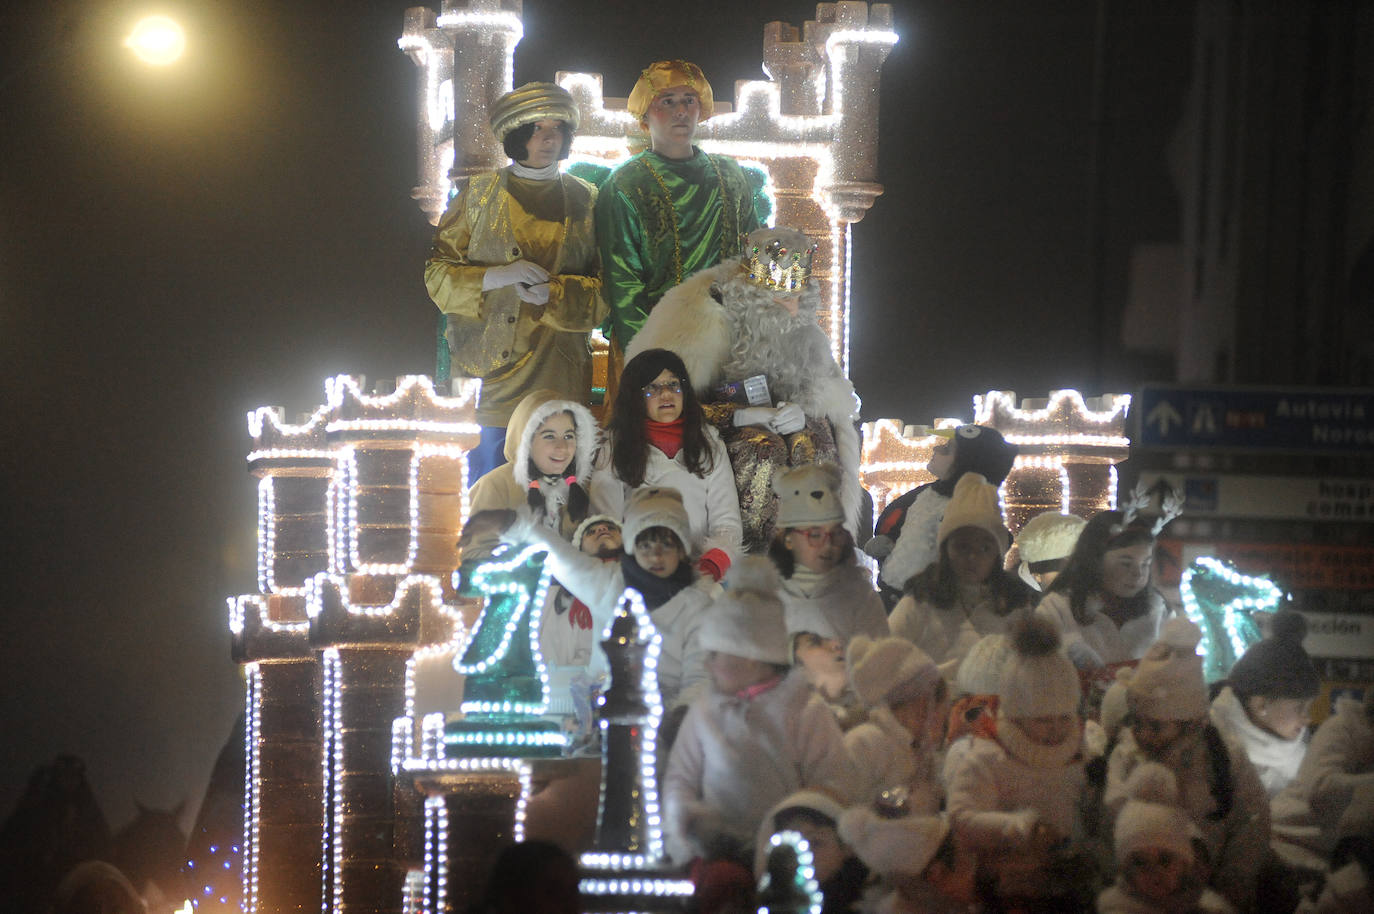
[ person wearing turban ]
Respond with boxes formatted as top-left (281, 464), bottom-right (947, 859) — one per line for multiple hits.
top-left (595, 60), bottom-right (763, 400)
top-left (426, 82), bottom-right (607, 482)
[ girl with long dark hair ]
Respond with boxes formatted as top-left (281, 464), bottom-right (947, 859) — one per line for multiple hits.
top-left (601, 348), bottom-right (741, 579)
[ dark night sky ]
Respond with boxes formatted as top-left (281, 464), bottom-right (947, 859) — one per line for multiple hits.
top-left (0, 0), bottom-right (1192, 829)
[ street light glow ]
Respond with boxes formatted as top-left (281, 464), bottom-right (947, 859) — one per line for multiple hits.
top-left (125, 16), bottom-right (186, 66)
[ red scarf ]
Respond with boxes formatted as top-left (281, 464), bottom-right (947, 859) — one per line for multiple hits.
top-left (644, 418), bottom-right (684, 459)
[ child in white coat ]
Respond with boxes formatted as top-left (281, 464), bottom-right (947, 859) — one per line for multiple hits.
top-left (1098, 762), bottom-right (1235, 914)
top-left (1209, 610), bottom-right (1322, 798)
top-left (889, 473), bottom-right (1034, 670)
top-left (1035, 509), bottom-right (1171, 669)
top-left (504, 486), bottom-right (712, 710)
top-left (600, 348), bottom-right (741, 581)
top-left (663, 557), bottom-right (854, 870)
top-left (768, 463), bottom-right (888, 646)
top-left (844, 636), bottom-right (947, 812)
top-left (1104, 617), bottom-right (1270, 913)
top-left (945, 616), bottom-right (1095, 912)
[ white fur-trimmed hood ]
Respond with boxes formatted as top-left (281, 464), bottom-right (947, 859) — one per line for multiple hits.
top-left (511, 396), bottom-right (600, 487)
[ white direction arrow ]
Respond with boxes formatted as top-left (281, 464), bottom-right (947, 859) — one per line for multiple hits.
top-left (1146, 400), bottom-right (1183, 437)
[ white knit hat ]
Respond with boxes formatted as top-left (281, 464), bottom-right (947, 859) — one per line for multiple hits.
top-left (620, 486), bottom-right (692, 556)
top-left (847, 636), bottom-right (940, 709)
top-left (774, 463), bottom-right (845, 528)
top-left (838, 808), bottom-right (950, 877)
top-left (1113, 762), bottom-right (1198, 864)
top-left (955, 633), bottom-right (1012, 697)
top-left (999, 617), bottom-right (1081, 719)
top-left (572, 513), bottom-right (620, 548)
top-left (783, 599), bottom-right (842, 643)
top-left (1127, 617), bottom-right (1208, 721)
top-left (754, 790), bottom-right (847, 877)
top-left (1015, 511), bottom-right (1087, 565)
top-left (1015, 511), bottom-right (1087, 589)
top-left (697, 558), bottom-right (790, 664)
top-left (936, 473), bottom-right (1010, 553)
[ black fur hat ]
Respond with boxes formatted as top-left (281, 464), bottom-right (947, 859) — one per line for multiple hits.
top-left (1228, 611), bottom-right (1321, 700)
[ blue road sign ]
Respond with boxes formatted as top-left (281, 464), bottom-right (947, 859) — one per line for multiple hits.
top-left (1135, 385), bottom-right (1374, 453)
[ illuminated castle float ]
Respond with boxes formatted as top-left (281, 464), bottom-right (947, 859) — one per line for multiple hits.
top-left (226, 3), bottom-right (1133, 912)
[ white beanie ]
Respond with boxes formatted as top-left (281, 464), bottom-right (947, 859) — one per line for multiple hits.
top-left (572, 513), bottom-right (620, 548)
top-left (774, 463), bottom-right (845, 528)
top-left (838, 808), bottom-right (950, 877)
top-left (783, 599), bottom-right (842, 643)
top-left (1127, 617), bottom-right (1208, 721)
top-left (955, 633), bottom-right (1012, 697)
top-left (1113, 762), bottom-right (1198, 864)
top-left (1015, 511), bottom-right (1087, 565)
top-left (697, 558), bottom-right (790, 664)
top-left (1015, 511), bottom-right (1087, 590)
top-left (847, 636), bottom-right (940, 709)
top-left (999, 617), bottom-right (1081, 719)
top-left (936, 473), bottom-right (1010, 553)
top-left (621, 486), bottom-right (692, 556)
top-left (754, 790), bottom-right (846, 877)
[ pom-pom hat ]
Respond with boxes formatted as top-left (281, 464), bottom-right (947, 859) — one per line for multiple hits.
top-left (774, 463), bottom-right (844, 528)
top-left (1228, 610), bottom-right (1321, 701)
top-left (1113, 762), bottom-right (1199, 864)
top-left (488, 82), bottom-right (580, 141)
top-left (626, 60), bottom-right (715, 124)
top-left (1128, 617), bottom-right (1209, 721)
top-left (936, 473), bottom-right (1011, 554)
top-left (697, 558), bottom-right (790, 665)
top-left (621, 486), bottom-right (693, 556)
top-left (999, 617), bottom-right (1080, 719)
top-left (847, 636), bottom-right (940, 709)
top-left (955, 633), bottom-right (1012, 697)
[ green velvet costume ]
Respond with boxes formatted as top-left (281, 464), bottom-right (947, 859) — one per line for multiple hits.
top-left (595, 147), bottom-right (762, 348)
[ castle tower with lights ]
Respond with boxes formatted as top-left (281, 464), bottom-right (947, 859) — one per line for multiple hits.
top-left (232, 376), bottom-right (477, 913)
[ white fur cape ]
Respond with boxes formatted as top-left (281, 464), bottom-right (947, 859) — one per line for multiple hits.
top-left (626, 261), bottom-right (863, 535)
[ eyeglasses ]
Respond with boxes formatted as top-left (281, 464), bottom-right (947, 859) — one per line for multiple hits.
top-left (796, 526), bottom-right (838, 546)
top-left (641, 380), bottom-right (682, 398)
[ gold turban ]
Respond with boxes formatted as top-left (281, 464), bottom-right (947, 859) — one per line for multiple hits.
top-left (626, 60), bottom-right (715, 124)
top-left (488, 82), bottom-right (579, 141)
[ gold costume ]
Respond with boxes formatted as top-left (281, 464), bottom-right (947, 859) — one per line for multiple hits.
top-left (426, 168), bottom-right (606, 428)
top-left (704, 403), bottom-right (840, 553)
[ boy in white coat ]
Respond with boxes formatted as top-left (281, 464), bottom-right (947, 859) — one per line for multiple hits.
top-left (503, 486), bottom-right (712, 710)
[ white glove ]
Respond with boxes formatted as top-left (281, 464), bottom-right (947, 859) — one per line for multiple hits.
top-left (514, 279), bottom-right (550, 305)
top-left (733, 406), bottom-right (776, 428)
top-left (1066, 639), bottom-right (1105, 671)
top-left (769, 402), bottom-right (806, 435)
top-left (482, 260), bottom-right (550, 291)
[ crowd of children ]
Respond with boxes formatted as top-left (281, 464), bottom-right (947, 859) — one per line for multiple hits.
top-left (454, 407), bottom-right (1370, 913)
